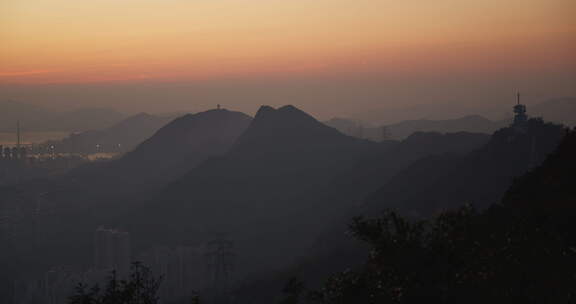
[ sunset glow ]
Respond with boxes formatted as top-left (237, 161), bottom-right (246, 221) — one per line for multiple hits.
top-left (2, 0), bottom-right (575, 84)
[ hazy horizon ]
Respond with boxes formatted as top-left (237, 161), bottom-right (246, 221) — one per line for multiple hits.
top-left (2, 0), bottom-right (575, 120)
top-left (2, 78), bottom-right (574, 122)
top-left (1, 1), bottom-right (576, 301)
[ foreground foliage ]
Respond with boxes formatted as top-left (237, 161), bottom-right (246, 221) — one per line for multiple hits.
top-left (68, 262), bottom-right (162, 304)
top-left (281, 129), bottom-right (576, 304)
top-left (307, 206), bottom-right (576, 303)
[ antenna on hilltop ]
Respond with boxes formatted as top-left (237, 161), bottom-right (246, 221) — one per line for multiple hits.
top-left (16, 120), bottom-right (21, 149)
top-left (512, 91), bottom-right (528, 127)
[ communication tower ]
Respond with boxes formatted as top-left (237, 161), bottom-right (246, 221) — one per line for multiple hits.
top-left (205, 235), bottom-right (235, 304)
top-left (512, 92), bottom-right (528, 126)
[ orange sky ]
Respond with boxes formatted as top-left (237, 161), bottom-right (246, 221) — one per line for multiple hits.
top-left (0, 0), bottom-right (575, 118)
top-left (1, 0), bottom-right (575, 84)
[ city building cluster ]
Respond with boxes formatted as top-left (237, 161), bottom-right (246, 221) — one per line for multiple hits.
top-left (11, 227), bottom-right (131, 304)
top-left (9, 226), bottom-right (235, 304)
top-left (0, 146), bottom-right (28, 160)
top-left (94, 226), bottom-right (132, 276)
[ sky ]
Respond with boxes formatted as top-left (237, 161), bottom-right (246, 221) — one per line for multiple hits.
top-left (1, 0), bottom-right (575, 119)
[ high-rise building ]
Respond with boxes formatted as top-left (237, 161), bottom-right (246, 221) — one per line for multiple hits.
top-left (137, 245), bottom-right (202, 303)
top-left (94, 227), bottom-right (131, 276)
top-left (12, 267), bottom-right (81, 304)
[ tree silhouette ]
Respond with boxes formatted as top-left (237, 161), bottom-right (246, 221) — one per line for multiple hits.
top-left (278, 277), bottom-right (306, 304)
top-left (295, 128), bottom-right (576, 304)
top-left (304, 205), bottom-right (576, 304)
top-left (68, 262), bottom-right (163, 304)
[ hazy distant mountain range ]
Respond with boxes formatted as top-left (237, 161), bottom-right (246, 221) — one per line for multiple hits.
top-left (328, 97), bottom-right (576, 140)
top-left (131, 105), bottom-right (493, 277)
top-left (4, 105), bottom-right (492, 278)
top-left (531, 97), bottom-right (576, 127)
top-left (42, 113), bottom-right (174, 153)
top-left (233, 118), bottom-right (568, 304)
top-left (350, 97), bottom-right (576, 126)
top-left (47, 109), bottom-right (252, 201)
top-left (135, 105), bottom-right (377, 274)
top-left (4, 109), bottom-right (253, 269)
top-left (3, 96), bottom-right (573, 143)
top-left (325, 115), bottom-right (506, 140)
top-left (113, 108), bottom-right (252, 185)
top-left (361, 119), bottom-right (566, 216)
top-left (0, 100), bottom-right (126, 132)
top-left (1, 102), bottom-right (572, 303)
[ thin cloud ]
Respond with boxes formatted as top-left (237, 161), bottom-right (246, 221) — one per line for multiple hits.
top-left (0, 70), bottom-right (53, 77)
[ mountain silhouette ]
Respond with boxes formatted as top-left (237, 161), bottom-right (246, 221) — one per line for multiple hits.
top-left (43, 112), bottom-right (172, 153)
top-left (61, 108), bottom-right (253, 199)
top-left (287, 120), bottom-right (566, 277)
top-left (285, 129), bottom-right (576, 303)
top-left (233, 105), bottom-right (358, 155)
top-left (501, 127), bottom-right (576, 246)
top-left (231, 131), bottom-right (490, 303)
top-left (6, 109), bottom-right (252, 269)
top-left (362, 118), bottom-right (567, 216)
top-left (327, 131), bottom-right (490, 206)
top-left (135, 106), bottom-right (493, 280)
top-left (117, 108), bottom-right (252, 180)
top-left (232, 120), bottom-right (569, 304)
top-left (384, 115), bottom-right (503, 139)
top-left (531, 97), bottom-right (576, 127)
top-left (503, 127), bottom-right (576, 214)
top-left (325, 115), bottom-right (502, 140)
top-left (137, 105), bottom-right (376, 276)
top-left (0, 100), bottom-right (125, 132)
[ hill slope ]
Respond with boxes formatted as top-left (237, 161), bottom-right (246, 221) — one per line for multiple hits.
top-left (138, 105), bottom-right (377, 275)
top-left (43, 113), bottom-right (172, 153)
top-left (233, 119), bottom-right (569, 304)
top-left (362, 118), bottom-right (567, 216)
top-left (136, 106), bottom-right (492, 279)
top-left (325, 115), bottom-right (502, 140)
top-left (63, 108), bottom-right (253, 199)
top-left (4, 109), bottom-right (252, 270)
top-left (0, 100), bottom-right (125, 132)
